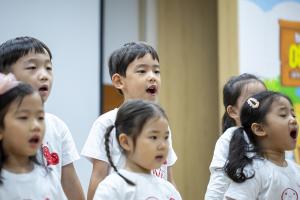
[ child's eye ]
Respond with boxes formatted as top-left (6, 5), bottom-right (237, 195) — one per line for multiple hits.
top-left (279, 114), bottom-right (287, 118)
top-left (38, 116), bottom-right (45, 121)
top-left (154, 70), bottom-right (160, 74)
top-left (149, 136), bottom-right (157, 140)
top-left (26, 66), bottom-right (37, 70)
top-left (17, 116), bottom-right (28, 120)
top-left (46, 66), bottom-right (52, 71)
top-left (137, 70), bottom-right (146, 74)
top-left (165, 135), bottom-right (169, 140)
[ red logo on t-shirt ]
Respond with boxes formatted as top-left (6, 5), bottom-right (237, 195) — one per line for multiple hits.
top-left (42, 146), bottom-right (59, 165)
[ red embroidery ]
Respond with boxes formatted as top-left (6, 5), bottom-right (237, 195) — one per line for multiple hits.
top-left (42, 146), bottom-right (59, 165)
top-left (152, 168), bottom-right (163, 178)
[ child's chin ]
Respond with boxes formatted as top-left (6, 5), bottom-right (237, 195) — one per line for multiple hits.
top-left (146, 96), bottom-right (158, 102)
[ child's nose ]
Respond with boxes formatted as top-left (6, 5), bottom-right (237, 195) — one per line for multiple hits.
top-left (158, 140), bottom-right (169, 150)
top-left (148, 71), bottom-right (157, 82)
top-left (38, 69), bottom-right (50, 81)
top-left (290, 116), bottom-right (298, 125)
top-left (32, 119), bottom-right (43, 132)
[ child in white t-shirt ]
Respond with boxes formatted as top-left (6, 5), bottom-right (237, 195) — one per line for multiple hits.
top-left (0, 36), bottom-right (84, 200)
top-left (224, 91), bottom-right (300, 199)
top-left (0, 73), bottom-right (66, 199)
top-left (81, 42), bottom-right (177, 199)
top-left (93, 100), bottom-right (182, 200)
top-left (205, 73), bottom-right (266, 199)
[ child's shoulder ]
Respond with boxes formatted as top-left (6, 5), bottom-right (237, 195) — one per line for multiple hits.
top-left (45, 112), bottom-right (68, 129)
top-left (286, 159), bottom-right (300, 172)
top-left (93, 108), bottom-right (119, 125)
top-left (215, 126), bottom-right (238, 148)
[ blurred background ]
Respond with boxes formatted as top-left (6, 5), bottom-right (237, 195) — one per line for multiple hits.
top-left (0, 0), bottom-right (300, 199)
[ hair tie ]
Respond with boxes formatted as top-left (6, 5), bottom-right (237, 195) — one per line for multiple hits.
top-left (247, 97), bottom-right (259, 109)
top-left (0, 73), bottom-right (19, 95)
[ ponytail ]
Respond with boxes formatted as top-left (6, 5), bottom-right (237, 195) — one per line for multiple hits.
top-left (104, 125), bottom-right (135, 186)
top-left (224, 127), bottom-right (256, 183)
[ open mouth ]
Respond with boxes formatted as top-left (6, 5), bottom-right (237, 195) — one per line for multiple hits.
top-left (39, 85), bottom-right (48, 92)
top-left (29, 135), bottom-right (40, 144)
top-left (155, 155), bottom-right (165, 162)
top-left (146, 85), bottom-right (157, 94)
top-left (290, 129), bottom-right (298, 140)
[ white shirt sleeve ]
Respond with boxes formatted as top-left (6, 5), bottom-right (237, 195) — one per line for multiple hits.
top-left (205, 170), bottom-right (231, 199)
top-left (224, 175), bottom-right (260, 200)
top-left (166, 127), bottom-right (177, 166)
top-left (93, 174), bottom-right (132, 200)
top-left (81, 111), bottom-right (115, 162)
top-left (205, 127), bottom-right (237, 199)
top-left (46, 113), bottom-right (80, 167)
top-left (60, 120), bottom-right (80, 166)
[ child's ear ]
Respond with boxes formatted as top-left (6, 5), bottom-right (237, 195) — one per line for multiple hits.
top-left (227, 105), bottom-right (239, 121)
top-left (119, 133), bottom-right (132, 152)
top-left (251, 123), bottom-right (267, 137)
top-left (111, 73), bottom-right (124, 90)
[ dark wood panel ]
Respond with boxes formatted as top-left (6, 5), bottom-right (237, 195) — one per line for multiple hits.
top-left (102, 84), bottom-right (123, 113)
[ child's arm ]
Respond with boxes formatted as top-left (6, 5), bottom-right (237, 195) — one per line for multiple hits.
top-left (205, 169), bottom-right (231, 199)
top-left (61, 163), bottom-right (85, 200)
top-left (87, 159), bottom-right (109, 200)
top-left (205, 127), bottom-right (237, 199)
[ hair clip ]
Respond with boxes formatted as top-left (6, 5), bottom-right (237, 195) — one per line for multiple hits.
top-left (247, 97), bottom-right (259, 109)
top-left (0, 73), bottom-right (19, 95)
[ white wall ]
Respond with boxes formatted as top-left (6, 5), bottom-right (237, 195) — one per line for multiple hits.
top-left (0, 0), bottom-right (100, 194)
top-left (0, 0), bottom-right (156, 195)
top-left (102, 0), bottom-right (157, 85)
top-left (103, 0), bottom-right (139, 84)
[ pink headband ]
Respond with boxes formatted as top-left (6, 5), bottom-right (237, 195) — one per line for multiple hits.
top-left (0, 73), bottom-right (19, 95)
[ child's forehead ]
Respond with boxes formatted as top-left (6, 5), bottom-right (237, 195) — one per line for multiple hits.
top-left (270, 96), bottom-right (293, 111)
top-left (129, 54), bottom-right (159, 67)
top-left (17, 50), bottom-right (52, 63)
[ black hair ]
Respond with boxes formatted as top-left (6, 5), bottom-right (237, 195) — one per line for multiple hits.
top-left (222, 73), bottom-right (266, 132)
top-left (0, 83), bottom-right (42, 184)
top-left (224, 91), bottom-right (292, 183)
top-left (0, 36), bottom-right (52, 73)
top-left (108, 42), bottom-right (159, 94)
top-left (104, 99), bottom-right (168, 185)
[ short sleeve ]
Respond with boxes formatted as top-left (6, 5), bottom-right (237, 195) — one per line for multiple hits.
top-left (93, 174), bottom-right (132, 200)
top-left (166, 127), bottom-right (177, 166)
top-left (45, 113), bottom-right (80, 167)
top-left (209, 127), bottom-right (237, 170)
top-left (61, 122), bottom-right (80, 166)
top-left (205, 170), bottom-right (231, 200)
top-left (81, 110), bottom-right (117, 163)
top-left (224, 177), bottom-right (260, 200)
top-left (93, 181), bottom-right (120, 200)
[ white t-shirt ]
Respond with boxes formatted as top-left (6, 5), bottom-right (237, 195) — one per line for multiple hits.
top-left (0, 164), bottom-right (67, 200)
top-left (81, 108), bottom-right (177, 180)
top-left (205, 127), bottom-right (237, 200)
top-left (38, 113), bottom-right (80, 179)
top-left (205, 126), bottom-right (296, 200)
top-left (93, 169), bottom-right (182, 200)
top-left (225, 159), bottom-right (300, 200)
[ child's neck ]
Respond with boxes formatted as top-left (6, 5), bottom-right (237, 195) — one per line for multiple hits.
top-left (262, 150), bottom-right (287, 167)
top-left (4, 157), bottom-right (34, 173)
top-left (125, 160), bottom-right (152, 174)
